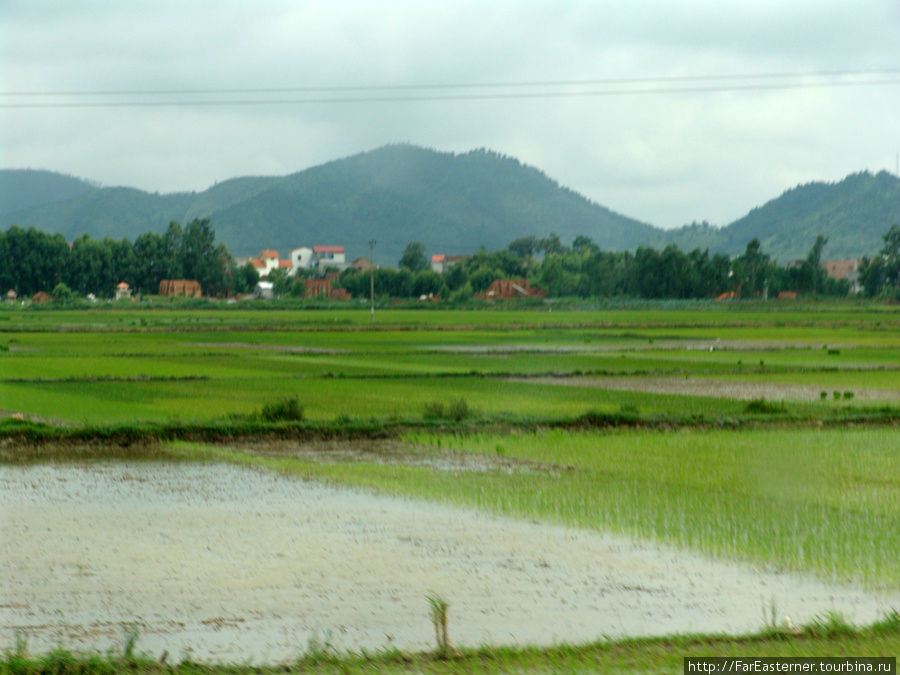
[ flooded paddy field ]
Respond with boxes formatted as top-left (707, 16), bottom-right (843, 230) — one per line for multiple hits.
top-left (2, 459), bottom-right (897, 664)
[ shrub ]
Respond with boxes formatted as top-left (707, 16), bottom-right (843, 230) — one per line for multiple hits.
top-left (423, 401), bottom-right (445, 419)
top-left (843, 391), bottom-right (854, 400)
top-left (447, 398), bottom-right (470, 421)
top-left (423, 398), bottom-right (471, 421)
top-left (820, 391), bottom-right (828, 401)
top-left (744, 398), bottom-right (786, 414)
top-left (260, 396), bottom-right (304, 422)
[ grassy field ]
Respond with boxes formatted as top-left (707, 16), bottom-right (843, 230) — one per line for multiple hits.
top-left (4, 301), bottom-right (900, 426)
top-left (175, 425), bottom-right (900, 590)
top-left (2, 300), bottom-right (900, 670)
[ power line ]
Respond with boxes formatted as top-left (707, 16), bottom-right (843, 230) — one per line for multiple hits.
top-left (3, 68), bottom-right (898, 97)
top-left (1, 69), bottom-right (898, 109)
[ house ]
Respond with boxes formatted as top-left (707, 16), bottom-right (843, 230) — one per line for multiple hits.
top-left (254, 281), bottom-right (274, 299)
top-left (258, 250), bottom-right (280, 277)
top-left (431, 254), bottom-right (468, 274)
top-left (31, 291), bottom-right (53, 303)
top-left (349, 256), bottom-right (375, 271)
top-left (291, 247), bottom-right (315, 271)
top-left (477, 278), bottom-right (547, 300)
top-left (777, 290), bottom-right (798, 300)
top-left (821, 259), bottom-right (861, 294)
top-left (313, 245), bottom-right (347, 271)
top-left (5, 289), bottom-right (16, 302)
top-left (115, 282), bottom-right (132, 300)
top-left (159, 279), bottom-right (202, 298)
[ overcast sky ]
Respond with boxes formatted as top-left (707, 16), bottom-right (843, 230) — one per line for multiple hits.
top-left (2, 0), bottom-right (898, 229)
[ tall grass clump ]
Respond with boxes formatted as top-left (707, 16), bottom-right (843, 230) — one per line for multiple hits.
top-left (744, 398), bottom-right (786, 414)
top-left (423, 398), bottom-right (471, 421)
top-left (259, 396), bottom-right (304, 422)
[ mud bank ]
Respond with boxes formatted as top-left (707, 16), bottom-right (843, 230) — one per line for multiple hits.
top-left (1, 462), bottom-right (896, 664)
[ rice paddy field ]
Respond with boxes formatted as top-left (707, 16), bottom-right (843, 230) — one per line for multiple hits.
top-left (1, 299), bottom-right (899, 671)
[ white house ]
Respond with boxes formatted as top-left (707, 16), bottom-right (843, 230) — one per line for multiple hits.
top-left (291, 246), bottom-right (315, 271)
top-left (431, 254), bottom-right (468, 274)
top-left (258, 250), bottom-right (280, 277)
top-left (313, 245), bottom-right (347, 271)
top-left (115, 282), bottom-right (131, 300)
top-left (254, 281), bottom-right (274, 299)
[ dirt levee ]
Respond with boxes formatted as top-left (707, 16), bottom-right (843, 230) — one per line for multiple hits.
top-left (2, 462), bottom-right (896, 663)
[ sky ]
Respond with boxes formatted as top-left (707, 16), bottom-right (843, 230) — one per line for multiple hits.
top-left (2, 0), bottom-right (899, 229)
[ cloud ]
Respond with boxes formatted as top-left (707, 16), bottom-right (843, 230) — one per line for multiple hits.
top-left (2, 0), bottom-right (898, 229)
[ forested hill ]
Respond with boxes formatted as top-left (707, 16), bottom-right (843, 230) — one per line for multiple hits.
top-left (1, 145), bottom-right (656, 265)
top-left (658, 171), bottom-right (900, 261)
top-left (4, 149), bottom-right (899, 264)
top-left (0, 169), bottom-right (99, 215)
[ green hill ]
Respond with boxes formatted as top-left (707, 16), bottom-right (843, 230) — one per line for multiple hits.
top-left (1, 145), bottom-right (656, 264)
top-left (4, 148), bottom-right (899, 265)
top-left (0, 169), bottom-right (99, 215)
top-left (659, 171), bottom-right (900, 261)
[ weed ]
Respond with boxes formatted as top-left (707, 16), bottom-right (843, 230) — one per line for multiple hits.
top-left (761, 596), bottom-right (779, 633)
top-left (259, 396), bottom-right (304, 422)
top-left (820, 391), bottom-right (828, 400)
top-left (843, 391), bottom-right (854, 400)
top-left (870, 609), bottom-right (900, 635)
top-left (305, 632), bottom-right (340, 664)
top-left (121, 626), bottom-right (142, 663)
top-left (426, 593), bottom-right (458, 657)
top-left (447, 398), bottom-right (470, 421)
top-left (423, 398), bottom-right (471, 422)
top-left (423, 401), bottom-right (445, 419)
top-left (804, 610), bottom-right (855, 638)
top-left (833, 391), bottom-right (841, 400)
top-left (744, 398), bottom-right (785, 414)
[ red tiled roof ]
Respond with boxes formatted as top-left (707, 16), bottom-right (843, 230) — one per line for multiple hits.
top-left (313, 245), bottom-right (344, 253)
top-left (278, 260), bottom-right (292, 268)
top-left (260, 249), bottom-right (279, 259)
top-left (250, 258), bottom-right (266, 269)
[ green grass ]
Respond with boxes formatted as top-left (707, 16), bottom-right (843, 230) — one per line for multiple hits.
top-left (176, 426), bottom-right (900, 590)
top-left (3, 615), bottom-right (899, 673)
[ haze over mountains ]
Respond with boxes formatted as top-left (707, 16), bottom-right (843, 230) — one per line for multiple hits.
top-left (2, 144), bottom-right (898, 265)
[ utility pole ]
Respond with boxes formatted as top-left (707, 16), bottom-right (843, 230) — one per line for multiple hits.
top-left (369, 240), bottom-right (376, 324)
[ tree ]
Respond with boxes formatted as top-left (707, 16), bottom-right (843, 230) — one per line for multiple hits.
top-left (507, 235), bottom-right (538, 260)
top-left (51, 282), bottom-right (76, 303)
top-left (232, 262), bottom-right (260, 295)
top-left (399, 241), bottom-right (428, 272)
top-left (539, 233), bottom-right (565, 256)
top-left (733, 238), bottom-right (774, 298)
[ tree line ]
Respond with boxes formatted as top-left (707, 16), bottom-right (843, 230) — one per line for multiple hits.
top-left (341, 232), bottom-right (851, 301)
top-left (0, 220), bottom-right (257, 298)
top-left (6, 222), bottom-right (897, 302)
top-left (858, 225), bottom-right (900, 298)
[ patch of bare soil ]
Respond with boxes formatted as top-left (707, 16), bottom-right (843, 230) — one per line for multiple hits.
top-left (522, 376), bottom-right (900, 401)
top-left (2, 461), bottom-right (897, 664)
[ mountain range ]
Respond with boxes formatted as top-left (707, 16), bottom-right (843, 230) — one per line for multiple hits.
top-left (2, 144), bottom-right (899, 265)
